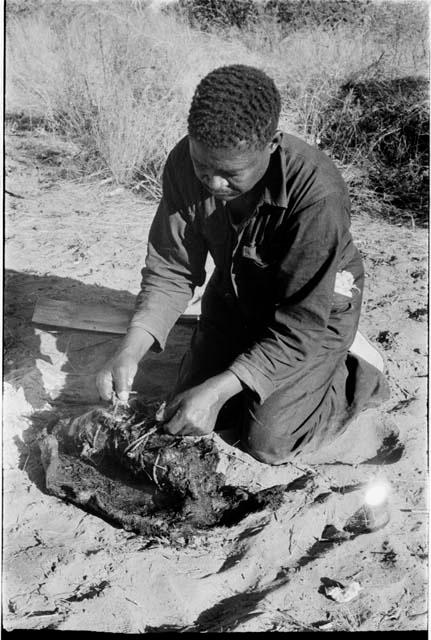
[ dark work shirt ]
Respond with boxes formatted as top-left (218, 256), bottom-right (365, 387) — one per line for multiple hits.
top-left (130, 132), bottom-right (364, 402)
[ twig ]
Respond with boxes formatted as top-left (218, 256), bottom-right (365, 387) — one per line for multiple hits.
top-left (399, 508), bottom-right (428, 513)
top-left (154, 464), bottom-right (168, 472)
top-left (22, 454), bottom-right (30, 472)
top-left (152, 451), bottom-right (162, 488)
top-left (5, 190), bottom-right (24, 199)
top-left (130, 417), bottom-right (150, 431)
top-left (92, 424), bottom-right (102, 450)
top-left (286, 460), bottom-right (317, 476)
top-left (23, 609), bottom-right (59, 619)
top-left (74, 514), bottom-right (88, 530)
top-left (139, 461), bottom-right (154, 483)
top-left (288, 526), bottom-right (294, 554)
top-left (112, 398), bottom-right (121, 417)
top-left (124, 426), bottom-right (158, 456)
top-left (277, 610), bottom-right (318, 632)
top-left (119, 410), bottom-right (139, 430)
top-left (250, 607), bottom-right (317, 632)
top-left (220, 449), bottom-right (256, 466)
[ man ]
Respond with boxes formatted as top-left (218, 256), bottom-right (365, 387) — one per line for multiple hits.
top-left (96, 64), bottom-right (389, 465)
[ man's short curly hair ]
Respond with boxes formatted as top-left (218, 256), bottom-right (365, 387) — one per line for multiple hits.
top-left (188, 64), bottom-right (281, 150)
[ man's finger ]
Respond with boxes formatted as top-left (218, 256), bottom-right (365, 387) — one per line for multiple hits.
top-left (96, 370), bottom-right (114, 401)
top-left (155, 401), bottom-right (167, 422)
top-left (113, 365), bottom-right (136, 400)
top-left (161, 398), bottom-right (181, 423)
top-left (181, 424), bottom-right (206, 436)
top-left (163, 408), bottom-right (186, 435)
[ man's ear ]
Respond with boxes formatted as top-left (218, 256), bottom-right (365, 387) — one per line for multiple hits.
top-left (268, 129), bottom-right (282, 154)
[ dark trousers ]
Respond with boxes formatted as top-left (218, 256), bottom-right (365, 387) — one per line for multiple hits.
top-left (173, 287), bottom-right (390, 465)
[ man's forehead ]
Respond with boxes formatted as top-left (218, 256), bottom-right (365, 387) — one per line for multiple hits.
top-left (189, 137), bottom-right (265, 168)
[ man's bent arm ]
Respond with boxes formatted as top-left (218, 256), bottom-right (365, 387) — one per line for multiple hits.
top-left (229, 193), bottom-right (354, 403)
top-left (129, 140), bottom-right (207, 351)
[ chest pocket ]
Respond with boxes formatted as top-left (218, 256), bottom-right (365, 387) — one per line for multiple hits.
top-left (240, 240), bottom-right (286, 269)
top-left (239, 206), bottom-right (288, 268)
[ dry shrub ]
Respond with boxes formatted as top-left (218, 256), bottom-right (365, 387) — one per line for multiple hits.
top-left (318, 76), bottom-right (429, 225)
top-left (272, 13), bottom-right (427, 131)
top-left (169, 0), bottom-right (376, 33)
top-left (260, 9), bottom-right (428, 226)
top-left (168, 0), bottom-right (260, 31)
top-left (170, 0), bottom-right (427, 48)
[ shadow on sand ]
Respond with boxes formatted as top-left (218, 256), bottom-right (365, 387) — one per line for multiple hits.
top-left (4, 268), bottom-right (194, 489)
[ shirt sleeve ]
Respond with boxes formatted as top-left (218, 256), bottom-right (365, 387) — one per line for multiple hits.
top-left (128, 150), bottom-right (207, 351)
top-left (228, 193), bottom-right (348, 403)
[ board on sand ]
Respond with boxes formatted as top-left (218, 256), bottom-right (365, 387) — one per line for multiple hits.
top-left (31, 297), bottom-right (199, 334)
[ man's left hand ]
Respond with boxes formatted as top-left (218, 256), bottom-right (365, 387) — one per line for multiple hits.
top-left (160, 371), bottom-right (243, 437)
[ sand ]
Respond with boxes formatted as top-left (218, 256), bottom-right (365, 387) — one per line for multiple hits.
top-left (3, 128), bottom-right (428, 632)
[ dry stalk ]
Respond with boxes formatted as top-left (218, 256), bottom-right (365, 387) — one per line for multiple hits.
top-left (273, 609), bottom-right (318, 632)
top-left (130, 417), bottom-right (151, 431)
top-left (152, 451), bottom-right (162, 488)
top-left (220, 448), bottom-right (256, 466)
top-left (124, 425), bottom-right (158, 456)
top-left (22, 454), bottom-right (30, 472)
top-left (112, 398), bottom-right (122, 418)
top-left (138, 458), bottom-right (154, 483)
top-left (92, 424), bottom-right (102, 450)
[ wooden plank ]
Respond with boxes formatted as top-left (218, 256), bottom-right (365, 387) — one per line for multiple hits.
top-left (32, 297), bottom-right (199, 334)
top-left (32, 298), bottom-right (133, 334)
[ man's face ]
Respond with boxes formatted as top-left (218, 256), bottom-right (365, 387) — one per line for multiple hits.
top-left (189, 137), bottom-right (278, 201)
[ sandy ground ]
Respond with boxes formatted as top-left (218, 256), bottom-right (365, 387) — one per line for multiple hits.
top-left (3, 129), bottom-right (428, 632)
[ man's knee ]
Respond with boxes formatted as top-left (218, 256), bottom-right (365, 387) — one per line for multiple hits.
top-left (241, 440), bottom-right (293, 466)
top-left (241, 405), bottom-right (305, 465)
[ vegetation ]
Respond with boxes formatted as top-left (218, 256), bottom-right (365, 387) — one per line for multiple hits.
top-left (318, 76), bottom-right (428, 218)
top-left (6, 0), bottom-right (429, 224)
top-left (167, 0), bottom-right (414, 34)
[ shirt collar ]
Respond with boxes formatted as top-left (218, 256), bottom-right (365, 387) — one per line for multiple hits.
top-left (260, 136), bottom-right (288, 209)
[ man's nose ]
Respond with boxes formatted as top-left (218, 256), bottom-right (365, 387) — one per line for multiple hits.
top-left (204, 174), bottom-right (229, 191)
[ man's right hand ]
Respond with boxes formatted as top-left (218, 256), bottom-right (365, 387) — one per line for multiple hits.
top-left (95, 327), bottom-right (155, 403)
top-left (96, 350), bottom-right (140, 402)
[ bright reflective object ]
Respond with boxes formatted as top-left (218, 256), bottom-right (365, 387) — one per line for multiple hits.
top-left (364, 478), bottom-right (390, 507)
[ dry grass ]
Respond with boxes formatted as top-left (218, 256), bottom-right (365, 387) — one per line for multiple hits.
top-left (6, 0), bottom-right (429, 219)
top-left (6, 2), bottom-right (262, 196)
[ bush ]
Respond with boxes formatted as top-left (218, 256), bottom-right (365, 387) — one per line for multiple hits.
top-left (318, 76), bottom-right (429, 224)
top-left (261, 0), bottom-right (373, 31)
top-left (167, 0), bottom-right (374, 32)
top-left (168, 0), bottom-right (426, 39)
top-left (168, 0), bottom-right (260, 30)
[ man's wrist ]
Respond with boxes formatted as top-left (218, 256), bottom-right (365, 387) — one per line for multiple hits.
top-left (119, 327), bottom-right (155, 361)
top-left (206, 370), bottom-right (244, 403)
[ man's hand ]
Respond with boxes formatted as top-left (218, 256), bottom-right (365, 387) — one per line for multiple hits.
top-left (96, 350), bottom-right (140, 402)
top-left (96, 327), bottom-right (155, 403)
top-left (160, 371), bottom-right (243, 436)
